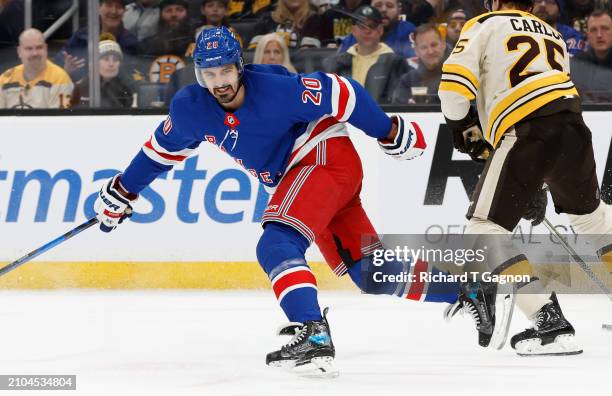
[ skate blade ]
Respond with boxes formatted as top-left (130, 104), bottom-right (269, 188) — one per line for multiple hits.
top-left (491, 285), bottom-right (516, 350)
top-left (443, 301), bottom-right (462, 323)
top-left (515, 334), bottom-right (583, 356)
top-left (268, 356), bottom-right (339, 378)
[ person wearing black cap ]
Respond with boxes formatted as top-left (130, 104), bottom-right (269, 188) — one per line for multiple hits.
top-left (533, 0), bottom-right (586, 55)
top-left (338, 0), bottom-right (417, 58)
top-left (138, 0), bottom-right (194, 57)
top-left (323, 5), bottom-right (409, 103)
top-left (123, 0), bottom-right (161, 41)
top-left (54, 0), bottom-right (139, 83)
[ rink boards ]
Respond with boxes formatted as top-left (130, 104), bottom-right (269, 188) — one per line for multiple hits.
top-left (0, 112), bottom-right (610, 288)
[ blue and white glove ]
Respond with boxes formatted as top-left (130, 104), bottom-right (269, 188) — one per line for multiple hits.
top-left (94, 174), bottom-right (137, 232)
top-left (378, 115), bottom-right (427, 160)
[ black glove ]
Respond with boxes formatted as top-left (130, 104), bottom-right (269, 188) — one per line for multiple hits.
top-left (523, 186), bottom-right (548, 226)
top-left (446, 107), bottom-right (492, 162)
top-left (459, 125), bottom-right (493, 163)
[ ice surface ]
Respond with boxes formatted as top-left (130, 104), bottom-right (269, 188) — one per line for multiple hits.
top-left (0, 291), bottom-right (610, 396)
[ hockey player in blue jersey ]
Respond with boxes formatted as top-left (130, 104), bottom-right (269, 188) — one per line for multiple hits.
top-left (94, 27), bottom-right (514, 376)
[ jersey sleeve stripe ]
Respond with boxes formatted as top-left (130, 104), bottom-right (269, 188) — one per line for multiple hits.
top-left (439, 80), bottom-right (476, 100)
top-left (149, 134), bottom-right (196, 157)
top-left (442, 64), bottom-right (480, 90)
top-left (142, 137), bottom-right (192, 166)
top-left (441, 72), bottom-right (478, 94)
top-left (327, 73), bottom-right (356, 122)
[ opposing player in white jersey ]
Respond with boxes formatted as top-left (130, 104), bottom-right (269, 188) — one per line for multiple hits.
top-left (438, 0), bottom-right (612, 356)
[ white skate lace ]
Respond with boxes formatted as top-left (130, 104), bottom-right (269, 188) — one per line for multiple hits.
top-left (286, 325), bottom-right (307, 348)
top-left (533, 310), bottom-right (550, 331)
top-left (463, 301), bottom-right (481, 329)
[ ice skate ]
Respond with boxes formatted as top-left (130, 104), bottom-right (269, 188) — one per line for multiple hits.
top-left (444, 281), bottom-right (515, 349)
top-left (266, 308), bottom-right (338, 378)
top-left (511, 292), bottom-right (583, 356)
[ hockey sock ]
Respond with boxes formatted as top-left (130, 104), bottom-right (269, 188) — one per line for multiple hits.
top-left (347, 255), bottom-right (459, 303)
top-left (568, 202), bottom-right (612, 272)
top-left (256, 222), bottom-right (322, 323)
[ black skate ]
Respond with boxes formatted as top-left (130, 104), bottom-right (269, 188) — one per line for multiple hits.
top-left (444, 281), bottom-right (515, 349)
top-left (510, 292), bottom-right (582, 356)
top-left (266, 307), bottom-right (338, 378)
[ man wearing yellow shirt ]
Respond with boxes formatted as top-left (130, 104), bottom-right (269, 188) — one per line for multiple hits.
top-left (0, 29), bottom-right (73, 109)
top-left (323, 5), bottom-right (408, 103)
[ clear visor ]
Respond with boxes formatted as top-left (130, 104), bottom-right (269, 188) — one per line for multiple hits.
top-left (195, 63), bottom-right (241, 89)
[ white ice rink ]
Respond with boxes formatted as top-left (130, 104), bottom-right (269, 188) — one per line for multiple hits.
top-left (0, 290), bottom-right (610, 396)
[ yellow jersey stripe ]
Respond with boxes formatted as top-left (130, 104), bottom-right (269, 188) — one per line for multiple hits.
top-left (439, 80), bottom-right (476, 100)
top-left (442, 64), bottom-right (480, 90)
top-left (492, 87), bottom-right (578, 146)
top-left (487, 73), bottom-right (571, 138)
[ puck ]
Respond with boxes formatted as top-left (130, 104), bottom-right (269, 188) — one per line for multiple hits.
top-left (603, 324), bottom-right (612, 330)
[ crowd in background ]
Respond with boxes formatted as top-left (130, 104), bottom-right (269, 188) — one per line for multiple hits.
top-left (0, 0), bottom-right (610, 109)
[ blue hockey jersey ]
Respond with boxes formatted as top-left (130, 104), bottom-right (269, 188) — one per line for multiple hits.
top-left (556, 23), bottom-right (586, 56)
top-left (120, 64), bottom-right (392, 194)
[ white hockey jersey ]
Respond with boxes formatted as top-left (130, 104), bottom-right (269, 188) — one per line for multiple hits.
top-left (438, 10), bottom-right (579, 148)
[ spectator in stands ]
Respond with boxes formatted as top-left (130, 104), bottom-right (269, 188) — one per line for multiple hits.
top-left (123, 0), bottom-right (160, 41)
top-left (440, 0), bottom-right (486, 21)
top-left (0, 0), bottom-right (24, 50)
top-left (164, 26), bottom-right (204, 104)
top-left (138, 0), bottom-right (194, 57)
top-left (339, 0), bottom-right (417, 58)
top-left (533, 0), bottom-right (586, 55)
top-left (199, 0), bottom-right (244, 47)
top-left (253, 33), bottom-right (297, 72)
top-left (227, 0), bottom-right (273, 19)
top-left (576, 9), bottom-right (612, 67)
top-left (56, 0), bottom-right (139, 82)
top-left (562, 0), bottom-right (595, 33)
top-left (0, 0), bottom-right (24, 72)
top-left (301, 0), bottom-right (366, 48)
top-left (0, 28), bottom-right (73, 109)
top-left (401, 0), bottom-right (436, 26)
top-left (570, 9), bottom-right (612, 102)
top-left (392, 23), bottom-right (448, 104)
top-left (71, 39), bottom-right (134, 108)
top-left (444, 8), bottom-right (468, 48)
top-left (201, 0), bottom-right (228, 26)
top-left (323, 5), bottom-right (409, 103)
top-left (248, 0), bottom-right (316, 49)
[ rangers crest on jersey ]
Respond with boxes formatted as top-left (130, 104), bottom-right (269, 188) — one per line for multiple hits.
top-left (219, 112), bottom-right (240, 152)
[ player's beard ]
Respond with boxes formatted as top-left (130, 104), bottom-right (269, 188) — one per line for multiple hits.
top-left (213, 82), bottom-right (240, 104)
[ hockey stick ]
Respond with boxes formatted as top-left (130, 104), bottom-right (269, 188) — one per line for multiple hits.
top-left (542, 217), bottom-right (612, 330)
top-left (0, 217), bottom-right (99, 277)
top-left (542, 217), bottom-right (612, 300)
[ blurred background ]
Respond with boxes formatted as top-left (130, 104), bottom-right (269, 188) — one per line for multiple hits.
top-left (0, 0), bottom-right (610, 110)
